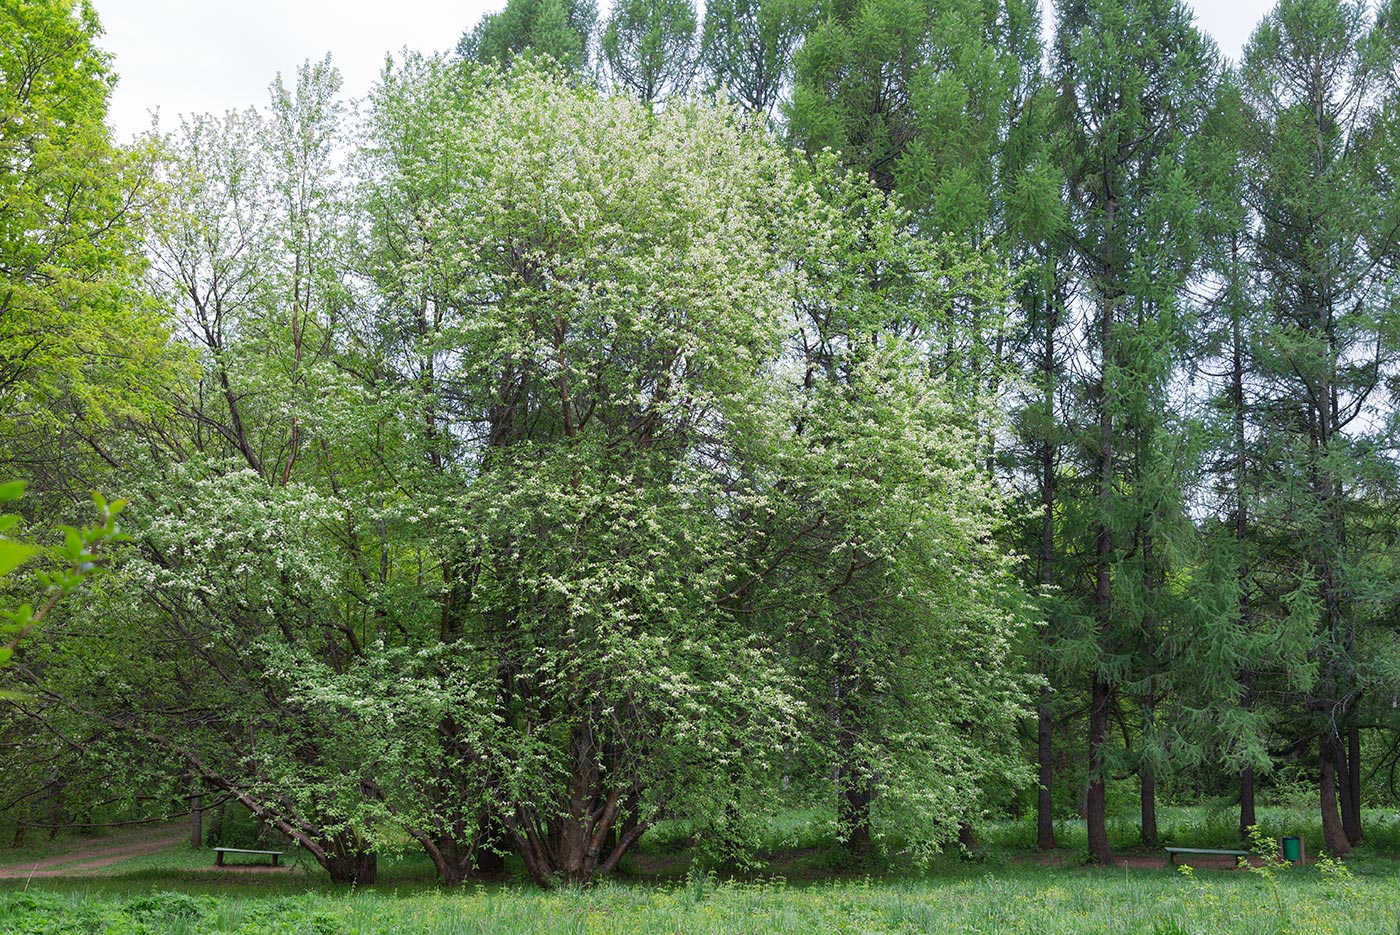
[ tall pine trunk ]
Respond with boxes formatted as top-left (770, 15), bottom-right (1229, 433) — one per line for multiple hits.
top-left (1240, 765), bottom-right (1256, 838)
top-left (1335, 738), bottom-right (1362, 846)
top-left (1239, 679), bottom-right (1257, 838)
top-left (1088, 212), bottom-right (1115, 866)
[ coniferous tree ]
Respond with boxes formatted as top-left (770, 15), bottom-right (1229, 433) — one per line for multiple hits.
top-left (1186, 69), bottom-right (1314, 842)
top-left (1052, 0), bottom-right (1216, 862)
top-left (699, 0), bottom-right (814, 119)
top-left (600, 0), bottom-right (698, 103)
top-left (1238, 0), bottom-right (1400, 856)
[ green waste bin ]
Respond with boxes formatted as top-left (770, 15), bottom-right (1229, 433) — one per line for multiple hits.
top-left (1281, 836), bottom-right (1302, 862)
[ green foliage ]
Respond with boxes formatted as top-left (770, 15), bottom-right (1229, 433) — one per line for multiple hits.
top-left (602, 0), bottom-right (698, 102)
top-left (0, 484), bottom-right (127, 671)
top-left (457, 0), bottom-right (597, 74)
top-left (26, 0), bottom-right (1400, 891)
top-left (0, 0), bottom-right (177, 453)
top-left (1231, 0), bottom-right (1400, 853)
top-left (58, 55), bottom-right (1028, 887)
top-left (699, 0), bottom-right (813, 116)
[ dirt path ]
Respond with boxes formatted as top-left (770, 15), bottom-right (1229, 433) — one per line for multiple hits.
top-left (0, 826), bottom-right (186, 879)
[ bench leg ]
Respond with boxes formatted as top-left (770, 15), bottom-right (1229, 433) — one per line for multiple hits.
top-left (216, 852), bottom-right (224, 867)
top-left (272, 855), bottom-right (279, 867)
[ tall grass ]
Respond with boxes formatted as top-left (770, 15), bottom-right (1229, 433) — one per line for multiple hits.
top-left (4, 807), bottom-right (1400, 933)
top-left (2, 867), bottom-right (1395, 935)
top-left (980, 805), bottom-right (1400, 858)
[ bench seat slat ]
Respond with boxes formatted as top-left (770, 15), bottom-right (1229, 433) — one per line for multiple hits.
top-left (212, 847), bottom-right (283, 855)
top-left (1164, 847), bottom-right (1249, 855)
top-left (213, 846), bottom-right (284, 867)
top-left (1164, 845), bottom-right (1252, 866)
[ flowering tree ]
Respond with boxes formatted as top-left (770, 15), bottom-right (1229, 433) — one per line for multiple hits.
top-left (41, 59), bottom-right (1031, 887)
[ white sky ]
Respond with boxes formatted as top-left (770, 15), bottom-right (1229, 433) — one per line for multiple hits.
top-left (93, 0), bottom-right (1279, 141)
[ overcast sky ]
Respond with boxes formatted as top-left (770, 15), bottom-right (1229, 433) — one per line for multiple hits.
top-left (93, 0), bottom-right (1280, 141)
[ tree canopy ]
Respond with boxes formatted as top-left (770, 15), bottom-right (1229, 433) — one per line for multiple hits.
top-left (6, 0), bottom-right (1400, 882)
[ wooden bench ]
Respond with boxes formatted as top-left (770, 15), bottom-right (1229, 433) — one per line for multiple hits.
top-left (1164, 846), bottom-right (1250, 866)
top-left (213, 846), bottom-right (284, 867)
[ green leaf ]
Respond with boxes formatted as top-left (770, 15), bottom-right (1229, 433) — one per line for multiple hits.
top-left (0, 540), bottom-right (36, 577)
top-left (0, 481), bottom-right (25, 503)
top-left (62, 526), bottom-right (82, 560)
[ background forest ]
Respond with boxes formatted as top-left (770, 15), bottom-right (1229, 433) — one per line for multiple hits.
top-left (3, 0), bottom-right (1400, 888)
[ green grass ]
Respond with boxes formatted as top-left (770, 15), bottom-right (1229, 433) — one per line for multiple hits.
top-left (2, 808), bottom-right (1399, 933)
top-left (980, 805), bottom-right (1400, 858)
top-left (1, 865), bottom-right (1395, 934)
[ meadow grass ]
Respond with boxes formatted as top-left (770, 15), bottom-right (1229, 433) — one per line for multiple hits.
top-left (2, 862), bottom-right (1396, 934)
top-left (2, 808), bottom-right (1399, 933)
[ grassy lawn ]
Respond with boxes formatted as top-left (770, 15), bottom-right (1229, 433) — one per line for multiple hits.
top-left (0, 810), bottom-right (1396, 933)
top-left (1, 866), bottom-right (1393, 934)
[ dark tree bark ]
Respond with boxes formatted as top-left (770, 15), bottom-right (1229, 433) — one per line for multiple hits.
top-left (1085, 186), bottom-right (1116, 868)
top-left (1346, 726), bottom-right (1363, 845)
top-left (1140, 767), bottom-right (1157, 850)
top-left (839, 772), bottom-right (874, 858)
top-left (1035, 293), bottom-right (1060, 852)
top-left (1087, 676), bottom-right (1113, 864)
top-left (958, 820), bottom-right (980, 855)
top-left (189, 776), bottom-right (203, 849)
top-left (472, 813), bottom-right (509, 876)
top-left (1320, 734), bottom-right (1352, 857)
top-left (1240, 764), bottom-right (1256, 840)
top-left (1232, 272), bottom-right (1258, 845)
top-left (503, 723), bottom-right (648, 886)
top-left (1333, 739), bottom-right (1362, 847)
top-left (324, 850), bottom-right (377, 885)
top-left (1037, 688), bottom-right (1057, 850)
top-left (1139, 658), bottom-right (1157, 849)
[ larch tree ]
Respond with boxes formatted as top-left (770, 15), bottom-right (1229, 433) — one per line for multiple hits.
top-left (1052, 0), bottom-right (1216, 862)
top-left (699, 0), bottom-right (815, 120)
top-left (600, 0), bottom-right (699, 103)
top-left (1237, 0), bottom-right (1400, 856)
top-left (1185, 68), bottom-right (1317, 842)
top-left (1000, 77), bottom-right (1072, 851)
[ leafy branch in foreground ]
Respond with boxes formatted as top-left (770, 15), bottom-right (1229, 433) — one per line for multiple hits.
top-left (0, 481), bottom-right (129, 666)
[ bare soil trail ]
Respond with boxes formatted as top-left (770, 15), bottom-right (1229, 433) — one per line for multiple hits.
top-left (0, 825), bottom-right (186, 879)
